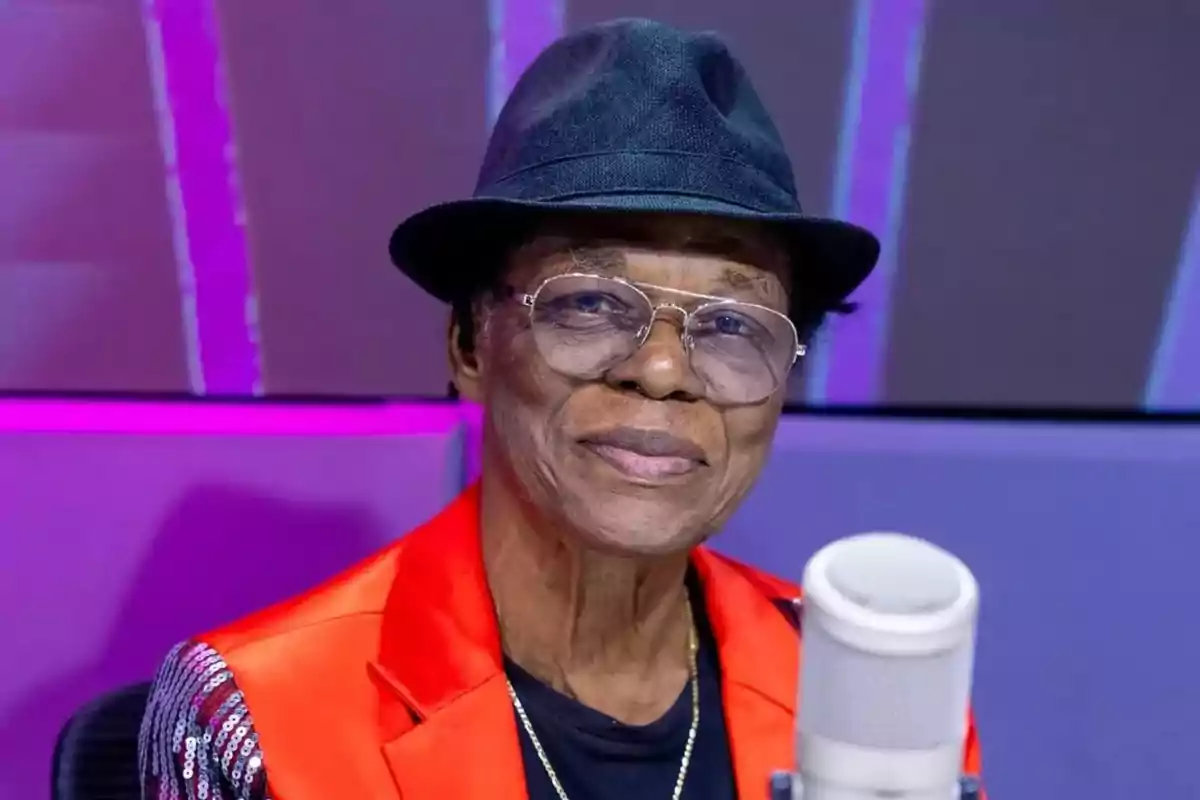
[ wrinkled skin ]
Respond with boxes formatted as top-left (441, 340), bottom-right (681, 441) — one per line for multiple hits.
top-left (452, 213), bottom-right (793, 557)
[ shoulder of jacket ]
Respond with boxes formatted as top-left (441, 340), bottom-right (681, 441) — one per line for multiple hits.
top-left (202, 537), bottom-right (410, 654)
top-left (139, 641), bottom-right (269, 799)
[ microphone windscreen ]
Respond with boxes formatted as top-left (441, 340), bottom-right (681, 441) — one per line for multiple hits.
top-left (797, 533), bottom-right (978, 798)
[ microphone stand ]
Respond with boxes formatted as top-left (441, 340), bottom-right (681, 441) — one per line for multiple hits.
top-left (768, 773), bottom-right (983, 800)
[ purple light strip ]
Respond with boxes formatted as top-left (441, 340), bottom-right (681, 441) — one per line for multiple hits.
top-left (142, 0), bottom-right (261, 395)
top-left (0, 398), bottom-right (465, 436)
top-left (803, 0), bottom-right (872, 404)
top-left (1145, 174), bottom-right (1200, 410)
top-left (487, 0), bottom-right (564, 125)
top-left (806, 0), bottom-right (930, 405)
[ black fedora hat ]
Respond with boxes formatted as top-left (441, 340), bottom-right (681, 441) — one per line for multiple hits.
top-left (389, 18), bottom-right (879, 318)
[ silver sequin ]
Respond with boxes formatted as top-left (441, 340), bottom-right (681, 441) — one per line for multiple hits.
top-left (139, 641), bottom-right (272, 800)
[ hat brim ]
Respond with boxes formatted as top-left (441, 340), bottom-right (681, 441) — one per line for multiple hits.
top-left (388, 194), bottom-right (880, 314)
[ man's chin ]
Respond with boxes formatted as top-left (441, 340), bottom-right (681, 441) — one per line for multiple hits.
top-left (559, 494), bottom-right (709, 557)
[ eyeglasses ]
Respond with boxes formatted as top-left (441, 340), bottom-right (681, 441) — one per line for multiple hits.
top-left (511, 272), bottom-right (804, 405)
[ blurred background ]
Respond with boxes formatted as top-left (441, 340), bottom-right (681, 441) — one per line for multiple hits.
top-left (1, 1), bottom-right (1198, 799)
top-left (5, 0), bottom-right (1198, 407)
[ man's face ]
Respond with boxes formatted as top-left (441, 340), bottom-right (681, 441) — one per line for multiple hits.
top-left (454, 214), bottom-right (792, 555)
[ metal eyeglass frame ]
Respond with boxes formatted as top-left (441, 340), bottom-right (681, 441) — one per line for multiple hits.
top-left (514, 271), bottom-right (806, 364)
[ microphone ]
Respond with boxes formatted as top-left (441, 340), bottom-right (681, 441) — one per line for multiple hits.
top-left (782, 533), bottom-right (980, 800)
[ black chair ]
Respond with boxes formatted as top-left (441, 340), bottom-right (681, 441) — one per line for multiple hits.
top-left (52, 682), bottom-right (152, 800)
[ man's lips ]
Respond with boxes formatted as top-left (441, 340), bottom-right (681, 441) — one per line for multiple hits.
top-left (577, 427), bottom-right (707, 482)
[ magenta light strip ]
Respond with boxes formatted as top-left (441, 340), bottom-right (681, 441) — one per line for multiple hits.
top-left (0, 398), bottom-right (464, 436)
top-left (142, 0), bottom-right (261, 395)
top-left (807, 0), bottom-right (929, 405)
top-left (487, 0), bottom-right (564, 124)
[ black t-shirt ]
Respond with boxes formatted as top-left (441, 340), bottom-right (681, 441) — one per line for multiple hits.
top-left (505, 596), bottom-right (737, 800)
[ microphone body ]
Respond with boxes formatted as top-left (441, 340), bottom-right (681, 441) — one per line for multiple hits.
top-left (788, 533), bottom-right (980, 800)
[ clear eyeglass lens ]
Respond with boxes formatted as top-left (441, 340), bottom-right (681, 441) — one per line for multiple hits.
top-left (527, 274), bottom-right (797, 403)
top-left (529, 274), bottom-right (650, 379)
top-left (687, 301), bottom-right (798, 404)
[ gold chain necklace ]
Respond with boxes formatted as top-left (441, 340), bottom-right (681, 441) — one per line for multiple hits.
top-left (505, 609), bottom-right (700, 800)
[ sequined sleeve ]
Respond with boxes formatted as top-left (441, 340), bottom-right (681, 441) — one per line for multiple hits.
top-left (138, 641), bottom-right (270, 800)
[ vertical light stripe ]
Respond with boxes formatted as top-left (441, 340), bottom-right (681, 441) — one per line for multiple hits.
top-left (1145, 174), bottom-right (1200, 411)
top-left (141, 0), bottom-right (261, 395)
top-left (806, 0), bottom-right (930, 406)
top-left (804, 0), bottom-right (873, 404)
top-left (142, 3), bottom-right (203, 393)
top-left (487, 0), bottom-right (564, 126)
top-left (487, 0), bottom-right (509, 126)
top-left (477, 1), bottom-right (563, 462)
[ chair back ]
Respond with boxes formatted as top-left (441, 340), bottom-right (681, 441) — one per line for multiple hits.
top-left (52, 682), bottom-right (152, 800)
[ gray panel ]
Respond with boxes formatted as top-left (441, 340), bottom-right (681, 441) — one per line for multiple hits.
top-left (886, 0), bottom-right (1200, 408)
top-left (219, 0), bottom-right (490, 395)
top-left (0, 1), bottom-right (190, 392)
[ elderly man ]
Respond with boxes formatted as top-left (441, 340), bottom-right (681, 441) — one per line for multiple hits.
top-left (139, 17), bottom-right (982, 800)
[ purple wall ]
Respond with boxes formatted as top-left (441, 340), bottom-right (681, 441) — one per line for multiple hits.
top-left (0, 399), bottom-right (467, 799)
top-left (2, 397), bottom-right (1199, 799)
top-left (721, 415), bottom-right (1200, 799)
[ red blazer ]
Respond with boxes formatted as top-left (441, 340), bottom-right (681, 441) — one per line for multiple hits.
top-left (141, 484), bottom-right (983, 799)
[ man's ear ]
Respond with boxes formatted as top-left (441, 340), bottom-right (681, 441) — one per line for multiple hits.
top-left (448, 309), bottom-right (484, 404)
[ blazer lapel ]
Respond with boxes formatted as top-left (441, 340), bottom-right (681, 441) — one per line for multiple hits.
top-left (379, 672), bottom-right (527, 800)
top-left (371, 484), bottom-right (529, 800)
top-left (365, 487), bottom-right (801, 800)
top-left (693, 549), bottom-right (801, 799)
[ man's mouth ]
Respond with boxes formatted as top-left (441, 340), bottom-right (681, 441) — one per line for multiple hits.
top-left (577, 427), bottom-right (707, 482)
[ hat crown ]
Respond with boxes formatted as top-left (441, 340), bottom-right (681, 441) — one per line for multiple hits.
top-left (478, 18), bottom-right (801, 210)
top-left (389, 18), bottom-right (879, 311)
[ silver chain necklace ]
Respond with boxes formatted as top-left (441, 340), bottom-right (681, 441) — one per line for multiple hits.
top-left (505, 611), bottom-right (700, 800)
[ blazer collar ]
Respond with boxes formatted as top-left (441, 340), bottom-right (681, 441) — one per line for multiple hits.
top-left (371, 483), bottom-right (799, 799)
top-left (692, 547), bottom-right (799, 797)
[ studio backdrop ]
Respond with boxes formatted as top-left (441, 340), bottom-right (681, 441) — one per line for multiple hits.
top-left (2, 0), bottom-right (1198, 408)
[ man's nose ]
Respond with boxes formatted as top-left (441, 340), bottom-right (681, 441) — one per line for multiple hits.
top-left (605, 316), bottom-right (704, 400)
